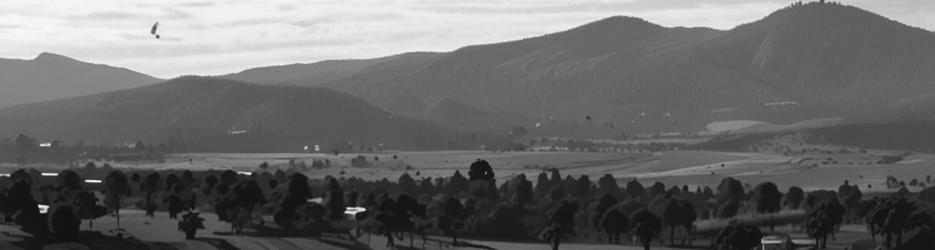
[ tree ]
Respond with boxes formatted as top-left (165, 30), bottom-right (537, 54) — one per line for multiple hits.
top-left (57, 170), bottom-right (83, 199)
top-left (220, 170), bottom-right (238, 186)
top-left (866, 197), bottom-right (921, 249)
top-left (541, 200), bottom-right (578, 250)
top-left (754, 182), bottom-right (782, 231)
top-left (649, 182), bottom-right (666, 197)
top-left (445, 170), bottom-right (469, 194)
top-left (600, 209), bottom-right (628, 244)
top-left (274, 173), bottom-right (310, 228)
top-left (376, 198), bottom-right (400, 247)
top-left (663, 199), bottom-right (697, 246)
top-left (594, 194), bottom-right (618, 227)
top-left (181, 170), bottom-right (196, 188)
top-left (919, 186), bottom-right (935, 203)
top-left (134, 140), bottom-right (146, 150)
top-left (837, 183), bottom-right (862, 223)
top-left (439, 198), bottom-right (469, 244)
top-left (50, 206), bottom-right (80, 240)
top-left (165, 173), bottom-right (179, 192)
top-left (714, 223), bottom-right (762, 250)
top-left (535, 171), bottom-right (553, 199)
top-left (140, 172), bottom-right (162, 194)
top-left (325, 178), bottom-right (345, 221)
top-left (806, 200), bottom-right (845, 249)
top-left (549, 186), bottom-right (568, 202)
top-left (73, 191), bottom-right (107, 230)
top-left (468, 159), bottom-right (494, 181)
top-left (626, 179), bottom-right (645, 198)
top-left (103, 170), bottom-right (131, 229)
top-left (716, 177), bottom-right (745, 205)
top-left (508, 174), bottom-right (534, 205)
top-left (178, 211), bottom-right (205, 239)
top-left (572, 175), bottom-right (593, 197)
top-left (597, 173), bottom-right (620, 197)
top-left (6, 175), bottom-right (45, 236)
top-left (784, 186), bottom-right (805, 209)
top-left (716, 200), bottom-right (740, 219)
top-left (477, 204), bottom-right (526, 239)
top-left (754, 182), bottom-right (781, 213)
top-left (14, 133), bottom-right (36, 154)
top-left (631, 208), bottom-right (663, 250)
top-left (398, 173), bottom-right (417, 194)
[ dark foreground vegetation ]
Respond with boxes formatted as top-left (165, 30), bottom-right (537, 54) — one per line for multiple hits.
top-left (1, 159), bottom-right (934, 250)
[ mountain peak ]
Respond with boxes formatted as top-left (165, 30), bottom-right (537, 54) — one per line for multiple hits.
top-left (569, 16), bottom-right (660, 33)
top-left (756, 1), bottom-right (896, 29)
top-left (34, 52), bottom-right (78, 63)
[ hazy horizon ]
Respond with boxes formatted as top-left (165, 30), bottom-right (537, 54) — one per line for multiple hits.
top-left (1, 0), bottom-right (933, 78)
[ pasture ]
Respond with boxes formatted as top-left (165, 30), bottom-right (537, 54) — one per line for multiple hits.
top-left (54, 149), bottom-right (935, 193)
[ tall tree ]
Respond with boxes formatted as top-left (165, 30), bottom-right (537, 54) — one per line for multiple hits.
top-left (626, 179), bottom-right (645, 198)
top-left (274, 173), bottom-right (310, 228)
top-left (326, 178), bottom-right (346, 221)
top-left (541, 200), bottom-right (579, 250)
top-left (784, 186), bottom-right (805, 209)
top-left (600, 209), bottom-right (628, 244)
top-left (73, 191), bottom-right (107, 230)
top-left (631, 208), bottom-right (663, 250)
top-left (597, 173), bottom-right (621, 197)
top-left (103, 170), bottom-right (131, 229)
top-left (438, 198), bottom-right (468, 244)
top-left (468, 159), bottom-right (495, 181)
top-left (663, 199), bottom-right (697, 245)
top-left (594, 194), bottom-right (618, 227)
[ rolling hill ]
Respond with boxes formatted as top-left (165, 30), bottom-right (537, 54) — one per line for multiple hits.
top-left (218, 52), bottom-right (443, 86)
top-left (0, 52), bottom-right (161, 108)
top-left (223, 2), bottom-right (935, 136)
top-left (0, 76), bottom-right (512, 152)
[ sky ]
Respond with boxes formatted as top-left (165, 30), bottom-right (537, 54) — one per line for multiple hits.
top-left (0, 0), bottom-right (932, 78)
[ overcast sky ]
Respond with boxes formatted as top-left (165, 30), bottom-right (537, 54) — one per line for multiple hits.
top-left (1, 0), bottom-right (932, 78)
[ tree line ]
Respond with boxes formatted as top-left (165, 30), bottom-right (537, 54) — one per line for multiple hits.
top-left (1, 160), bottom-right (934, 250)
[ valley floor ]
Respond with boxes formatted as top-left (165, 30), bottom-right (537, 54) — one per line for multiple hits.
top-left (26, 149), bottom-right (929, 193)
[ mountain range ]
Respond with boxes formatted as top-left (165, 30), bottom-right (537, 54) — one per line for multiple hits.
top-left (225, 2), bottom-right (935, 135)
top-left (0, 52), bottom-right (161, 108)
top-left (0, 76), bottom-right (512, 152)
top-left (1, 2), bottom-right (934, 150)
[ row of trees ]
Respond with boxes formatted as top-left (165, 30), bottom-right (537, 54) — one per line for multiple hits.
top-left (3, 159), bottom-right (935, 249)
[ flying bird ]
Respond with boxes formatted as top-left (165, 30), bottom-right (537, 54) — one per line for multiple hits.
top-left (150, 22), bottom-right (160, 39)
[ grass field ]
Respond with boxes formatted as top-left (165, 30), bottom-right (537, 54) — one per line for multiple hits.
top-left (3, 149), bottom-right (931, 193)
top-left (72, 149), bottom-right (934, 193)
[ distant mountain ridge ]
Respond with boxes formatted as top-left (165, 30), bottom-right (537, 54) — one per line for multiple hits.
top-left (219, 52), bottom-right (443, 86)
top-left (0, 76), bottom-right (511, 152)
top-left (5, 1), bottom-right (935, 143)
top-left (0, 52), bottom-right (161, 108)
top-left (218, 2), bottom-right (935, 135)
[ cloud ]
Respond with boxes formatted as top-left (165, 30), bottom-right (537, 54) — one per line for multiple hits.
top-left (76, 11), bottom-right (139, 20)
top-left (278, 4), bottom-right (298, 11)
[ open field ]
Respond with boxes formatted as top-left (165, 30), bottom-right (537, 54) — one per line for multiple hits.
top-left (38, 149), bottom-right (928, 192)
top-left (5, 149), bottom-right (930, 193)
